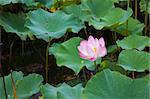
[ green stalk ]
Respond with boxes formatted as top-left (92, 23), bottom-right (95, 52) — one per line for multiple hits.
top-left (125, 0), bottom-right (130, 36)
top-left (9, 37), bottom-right (17, 98)
top-left (45, 39), bottom-right (51, 83)
top-left (130, 0), bottom-right (132, 8)
top-left (132, 71), bottom-right (135, 79)
top-left (144, 12), bottom-right (148, 35)
top-left (10, 70), bottom-right (18, 99)
top-left (128, 0), bottom-right (130, 8)
top-left (84, 28), bottom-right (88, 37)
top-left (134, 0), bottom-right (137, 19)
top-left (9, 37), bottom-right (16, 65)
top-left (83, 68), bottom-right (87, 83)
top-left (94, 61), bottom-right (97, 72)
top-left (125, 20), bottom-right (129, 36)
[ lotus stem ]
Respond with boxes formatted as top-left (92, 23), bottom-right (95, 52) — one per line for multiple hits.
top-left (127, 0), bottom-right (130, 8)
top-left (134, 0), bottom-right (137, 19)
top-left (10, 70), bottom-right (18, 99)
top-left (94, 61), bottom-right (97, 72)
top-left (84, 28), bottom-right (88, 37)
top-left (9, 37), bottom-right (16, 65)
top-left (132, 71), bottom-right (135, 79)
top-left (45, 39), bottom-right (51, 83)
top-left (83, 68), bottom-right (87, 83)
top-left (144, 12), bottom-right (148, 36)
top-left (125, 0), bottom-right (130, 36)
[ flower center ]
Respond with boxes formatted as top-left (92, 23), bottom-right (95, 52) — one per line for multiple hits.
top-left (93, 48), bottom-right (97, 52)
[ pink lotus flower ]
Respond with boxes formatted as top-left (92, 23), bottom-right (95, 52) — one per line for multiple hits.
top-left (78, 35), bottom-right (107, 61)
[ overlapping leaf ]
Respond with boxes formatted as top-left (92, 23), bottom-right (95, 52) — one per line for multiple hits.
top-left (140, 0), bottom-right (150, 13)
top-left (36, 0), bottom-right (55, 8)
top-left (0, 71), bottom-right (23, 99)
top-left (89, 8), bottom-right (132, 29)
top-left (0, 71), bottom-right (43, 99)
top-left (0, 12), bottom-right (34, 40)
top-left (118, 50), bottom-right (150, 71)
top-left (84, 69), bottom-right (150, 99)
top-left (49, 37), bottom-right (101, 74)
top-left (25, 9), bottom-right (84, 41)
top-left (41, 83), bottom-right (84, 99)
top-left (81, 0), bottom-right (114, 18)
top-left (117, 35), bottom-right (150, 50)
top-left (63, 4), bottom-right (91, 23)
top-left (100, 60), bottom-right (126, 75)
top-left (113, 17), bottom-right (145, 36)
top-left (16, 74), bottom-right (43, 98)
top-left (0, 0), bottom-right (39, 6)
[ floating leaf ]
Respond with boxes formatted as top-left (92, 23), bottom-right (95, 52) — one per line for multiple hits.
top-left (25, 9), bottom-right (84, 41)
top-left (84, 69), bottom-right (149, 99)
top-left (49, 37), bottom-right (101, 74)
top-left (41, 83), bottom-right (84, 99)
top-left (113, 17), bottom-right (145, 36)
top-left (118, 50), bottom-right (150, 71)
top-left (89, 8), bottom-right (132, 29)
top-left (0, 71), bottom-right (43, 99)
top-left (117, 35), bottom-right (150, 50)
top-left (0, 12), bottom-right (34, 40)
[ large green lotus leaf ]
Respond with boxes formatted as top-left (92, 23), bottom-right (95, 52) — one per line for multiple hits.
top-left (20, 0), bottom-right (39, 6)
top-left (49, 37), bottom-right (101, 74)
top-left (41, 83), bottom-right (84, 99)
top-left (0, 12), bottom-right (34, 40)
top-left (25, 9), bottom-right (84, 41)
top-left (0, 0), bottom-right (39, 6)
top-left (140, 0), bottom-right (150, 13)
top-left (113, 17), bottom-right (145, 36)
top-left (117, 35), bottom-right (150, 50)
top-left (36, 0), bottom-right (55, 8)
top-left (63, 4), bottom-right (91, 23)
top-left (84, 69), bottom-right (150, 99)
top-left (100, 60), bottom-right (126, 75)
top-left (0, 71), bottom-right (43, 99)
top-left (89, 8), bottom-right (132, 30)
top-left (101, 8), bottom-right (132, 27)
top-left (81, 0), bottom-right (114, 18)
top-left (118, 50), bottom-right (150, 72)
top-left (16, 74), bottom-right (43, 98)
top-left (0, 71), bottom-right (23, 99)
